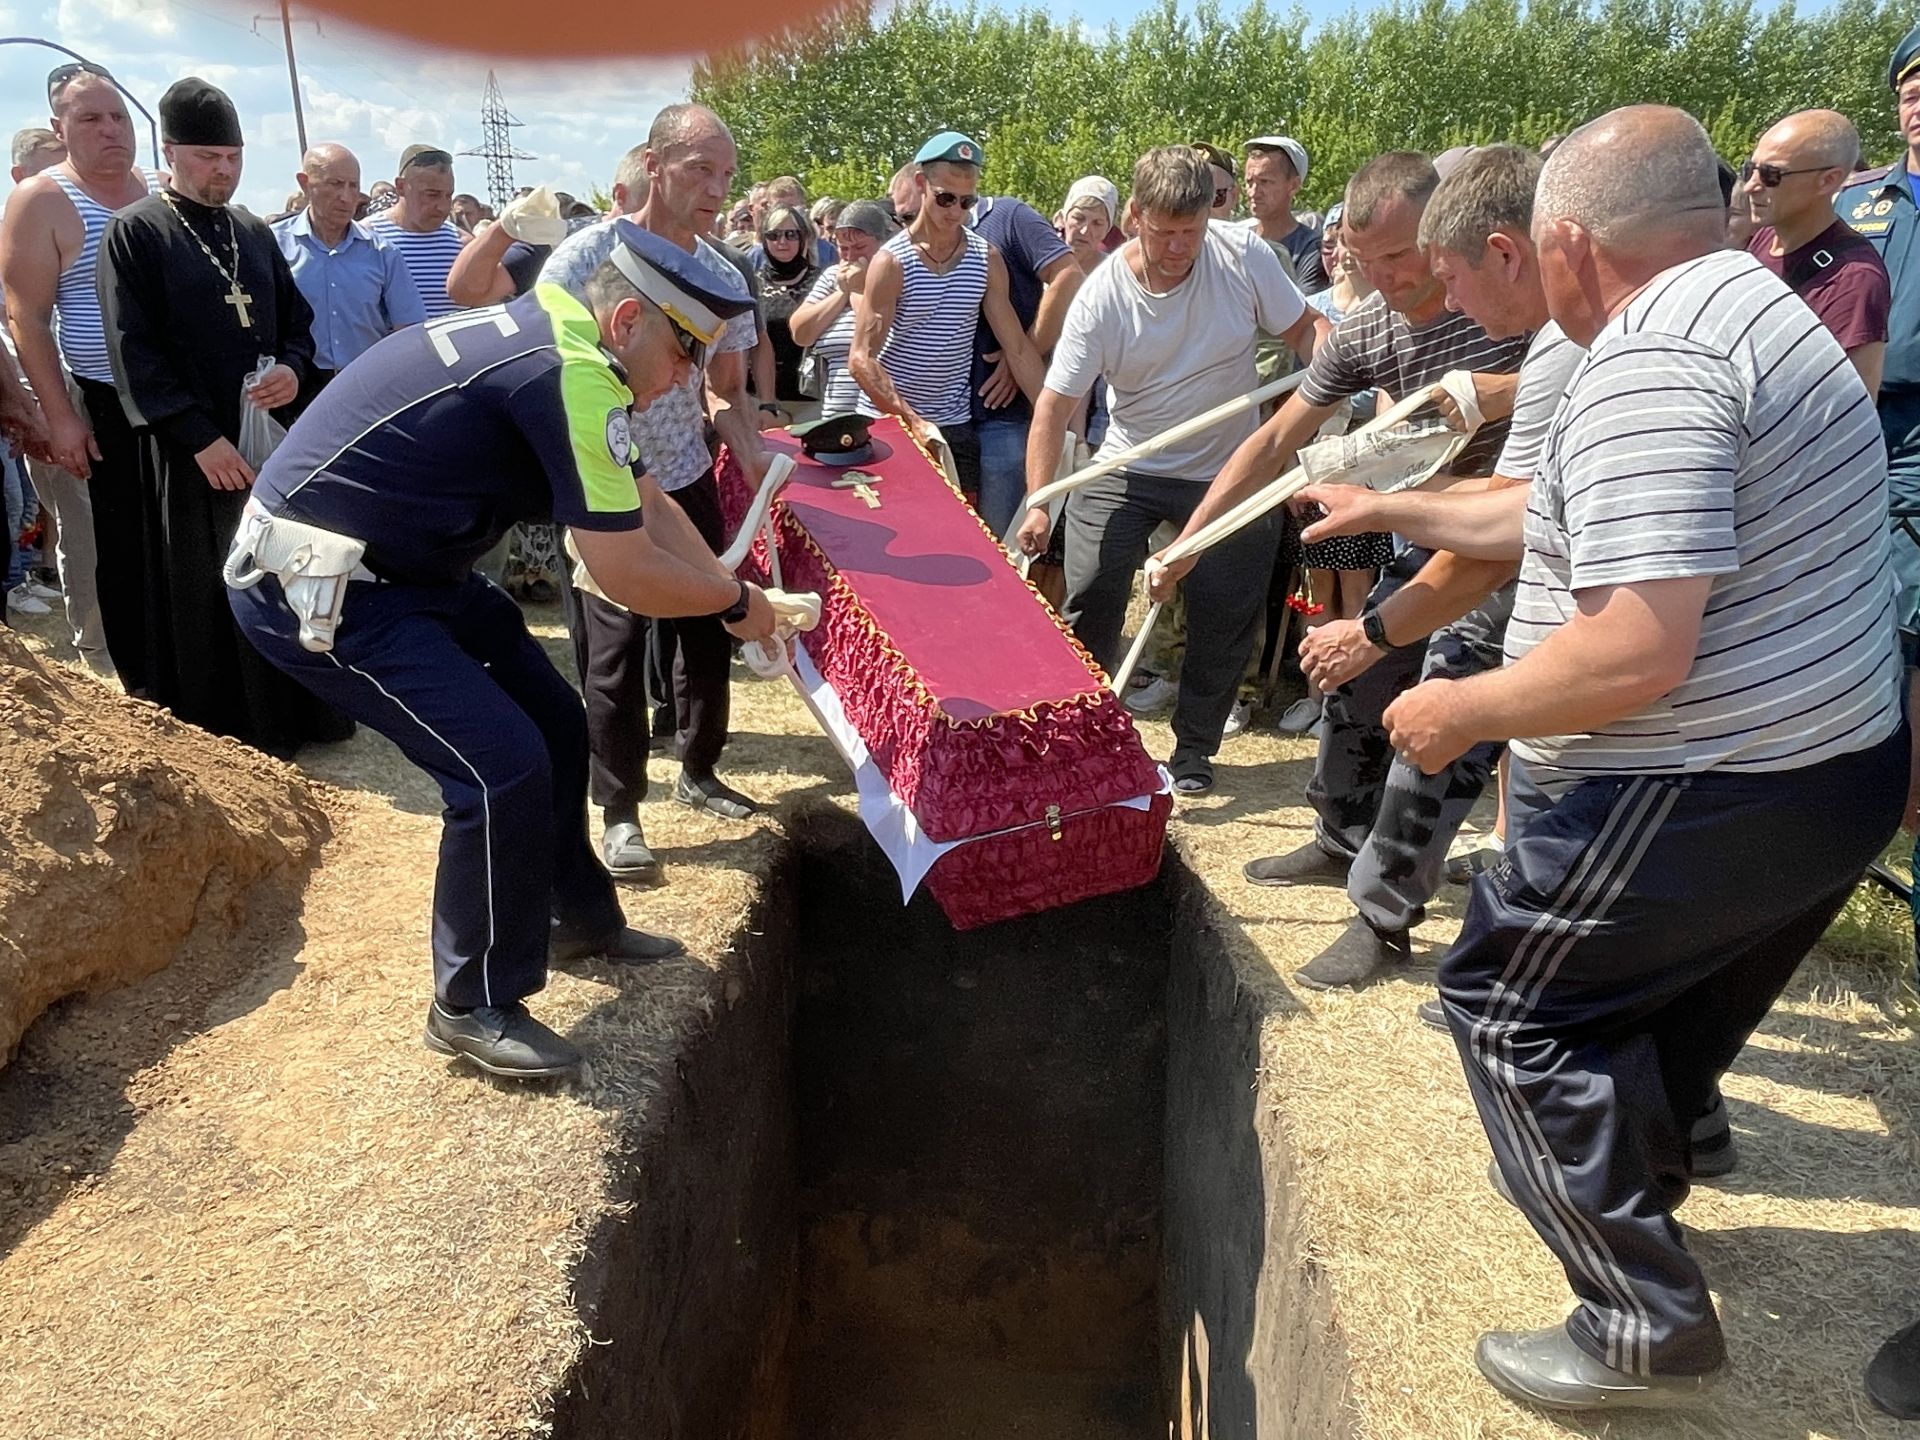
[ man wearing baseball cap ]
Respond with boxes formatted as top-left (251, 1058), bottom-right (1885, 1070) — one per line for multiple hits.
top-left (227, 220), bottom-right (776, 1083)
top-left (1244, 135), bottom-right (1325, 291)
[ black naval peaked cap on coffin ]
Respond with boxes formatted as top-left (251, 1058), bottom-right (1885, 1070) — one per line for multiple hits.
top-left (606, 218), bottom-right (754, 347)
top-left (160, 76), bottom-right (243, 147)
top-left (790, 413), bottom-right (875, 467)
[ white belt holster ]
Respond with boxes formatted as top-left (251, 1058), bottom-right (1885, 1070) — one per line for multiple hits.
top-left (223, 498), bottom-right (369, 653)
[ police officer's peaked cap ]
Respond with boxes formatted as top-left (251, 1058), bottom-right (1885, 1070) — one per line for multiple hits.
top-left (1892, 20), bottom-right (1920, 88)
top-left (606, 219), bottom-right (753, 345)
top-left (914, 130), bottom-right (984, 167)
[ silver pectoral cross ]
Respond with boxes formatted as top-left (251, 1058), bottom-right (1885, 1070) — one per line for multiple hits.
top-left (224, 280), bottom-right (254, 328)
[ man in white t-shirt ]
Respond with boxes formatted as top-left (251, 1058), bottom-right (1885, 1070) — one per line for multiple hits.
top-left (1017, 145), bottom-right (1323, 792)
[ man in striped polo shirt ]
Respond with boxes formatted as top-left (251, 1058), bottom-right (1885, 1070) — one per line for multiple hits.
top-left (1386, 106), bottom-right (1905, 1409)
top-left (366, 145), bottom-right (468, 320)
top-left (1154, 149), bottom-right (1528, 975)
top-left (849, 130), bottom-right (1046, 502)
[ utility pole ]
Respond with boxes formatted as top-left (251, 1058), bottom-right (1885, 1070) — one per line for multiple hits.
top-left (459, 71), bottom-right (536, 213)
top-left (279, 0), bottom-right (307, 155)
top-left (253, 3), bottom-right (318, 158)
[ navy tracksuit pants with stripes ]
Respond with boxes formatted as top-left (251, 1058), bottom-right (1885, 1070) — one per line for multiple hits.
top-left (232, 572), bottom-right (624, 1010)
top-left (1438, 728), bottom-right (1905, 1376)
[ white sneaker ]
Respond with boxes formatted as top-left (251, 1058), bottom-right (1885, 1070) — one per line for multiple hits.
top-left (6, 589), bottom-right (49, 616)
top-left (1223, 697), bottom-right (1255, 738)
top-left (21, 579), bottom-right (60, 600)
top-left (1277, 696), bottom-right (1323, 733)
top-left (1123, 675), bottom-right (1177, 715)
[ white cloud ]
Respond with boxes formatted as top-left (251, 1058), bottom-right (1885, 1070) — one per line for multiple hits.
top-left (56, 0), bottom-right (178, 39)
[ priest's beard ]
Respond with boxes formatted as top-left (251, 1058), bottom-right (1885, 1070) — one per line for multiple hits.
top-left (175, 176), bottom-right (237, 207)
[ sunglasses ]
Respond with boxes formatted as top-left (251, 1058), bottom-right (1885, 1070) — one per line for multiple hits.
top-left (931, 189), bottom-right (978, 210)
top-left (46, 61), bottom-right (113, 103)
top-left (402, 148), bottom-right (454, 172)
top-left (765, 228), bottom-right (801, 242)
top-left (1739, 159), bottom-right (1827, 188)
top-left (665, 318), bottom-right (709, 371)
top-left (1212, 186), bottom-right (1232, 208)
top-left (892, 208), bottom-right (919, 225)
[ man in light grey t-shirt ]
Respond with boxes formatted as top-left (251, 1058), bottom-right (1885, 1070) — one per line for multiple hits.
top-left (1017, 145), bottom-right (1321, 792)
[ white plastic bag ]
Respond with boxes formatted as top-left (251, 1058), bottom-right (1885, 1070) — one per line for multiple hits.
top-left (238, 354), bottom-right (287, 471)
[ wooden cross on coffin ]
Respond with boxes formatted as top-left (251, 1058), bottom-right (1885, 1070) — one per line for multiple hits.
top-left (831, 470), bottom-right (884, 509)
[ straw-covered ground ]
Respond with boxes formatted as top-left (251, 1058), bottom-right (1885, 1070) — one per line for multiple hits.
top-left (1, 597), bottom-right (1916, 1440)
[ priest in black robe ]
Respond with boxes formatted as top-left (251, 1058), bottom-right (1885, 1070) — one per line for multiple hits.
top-left (98, 76), bottom-right (345, 755)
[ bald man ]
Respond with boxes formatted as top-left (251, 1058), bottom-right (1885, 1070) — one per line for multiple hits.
top-left (272, 143), bottom-right (425, 388)
top-left (1744, 109), bottom-right (1888, 398)
top-left (1389, 105), bottom-right (1904, 1409)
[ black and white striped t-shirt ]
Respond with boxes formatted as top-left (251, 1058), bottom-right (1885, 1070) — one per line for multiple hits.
top-left (1298, 291), bottom-right (1529, 475)
top-left (1494, 321), bottom-right (1581, 480)
top-left (1509, 248), bottom-right (1902, 780)
top-left (365, 215), bottom-right (466, 320)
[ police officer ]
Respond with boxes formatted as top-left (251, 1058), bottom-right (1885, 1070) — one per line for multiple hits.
top-left (227, 221), bottom-right (776, 1082)
top-left (1836, 22), bottom-right (1920, 985)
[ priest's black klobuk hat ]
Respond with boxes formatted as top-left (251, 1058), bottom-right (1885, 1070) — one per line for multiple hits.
top-left (160, 77), bottom-right (243, 147)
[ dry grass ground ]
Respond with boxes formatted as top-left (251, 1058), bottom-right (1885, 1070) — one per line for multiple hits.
top-left (2, 597), bottom-right (1917, 1440)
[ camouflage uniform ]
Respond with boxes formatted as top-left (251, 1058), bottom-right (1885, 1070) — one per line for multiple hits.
top-left (1305, 544), bottom-right (1513, 931)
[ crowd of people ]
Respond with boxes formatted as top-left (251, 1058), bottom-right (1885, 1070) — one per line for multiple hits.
top-left (1, 28), bottom-right (1920, 1423)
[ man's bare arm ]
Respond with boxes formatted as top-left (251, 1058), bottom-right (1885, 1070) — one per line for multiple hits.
top-left (1850, 341), bottom-right (1886, 403)
top-left (443, 222), bottom-right (519, 308)
top-left (706, 346), bottom-right (770, 483)
top-left (1027, 251), bottom-right (1084, 355)
top-left (1, 181), bottom-right (91, 475)
top-left (1295, 479), bottom-right (1529, 560)
top-left (981, 251), bottom-right (1047, 402)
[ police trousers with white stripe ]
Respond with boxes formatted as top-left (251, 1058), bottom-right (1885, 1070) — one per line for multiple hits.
top-left (1438, 730), bottom-right (1906, 1376)
top-left (231, 571), bottom-right (624, 1009)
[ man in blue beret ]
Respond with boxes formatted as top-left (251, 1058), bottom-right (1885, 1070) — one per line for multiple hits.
top-left (225, 220), bottom-right (777, 1082)
top-left (849, 129), bottom-right (1048, 504)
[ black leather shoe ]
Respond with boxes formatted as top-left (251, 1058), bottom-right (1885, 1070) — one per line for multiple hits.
top-left (675, 770), bottom-right (759, 820)
top-left (1475, 1325), bottom-right (1724, 1411)
top-left (550, 922), bottom-right (685, 966)
top-left (1295, 915), bottom-right (1411, 990)
top-left (1243, 841), bottom-right (1351, 888)
top-left (1868, 1317), bottom-right (1920, 1418)
top-left (601, 821), bottom-right (662, 882)
top-left (423, 1001), bottom-right (582, 1079)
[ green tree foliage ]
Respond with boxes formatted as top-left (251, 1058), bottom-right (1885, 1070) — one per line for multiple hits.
top-left (692, 0), bottom-right (1915, 212)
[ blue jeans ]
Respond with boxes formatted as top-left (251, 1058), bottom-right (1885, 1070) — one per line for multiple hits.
top-left (975, 412), bottom-right (1030, 540)
top-left (3, 456), bottom-right (25, 590)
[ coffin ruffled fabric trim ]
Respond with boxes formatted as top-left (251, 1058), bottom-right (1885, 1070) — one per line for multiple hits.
top-left (716, 447), bottom-right (1166, 847)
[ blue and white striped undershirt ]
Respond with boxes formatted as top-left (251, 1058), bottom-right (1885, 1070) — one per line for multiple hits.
top-left (857, 227), bottom-right (988, 428)
top-left (50, 168), bottom-right (154, 383)
top-left (364, 215), bottom-right (467, 319)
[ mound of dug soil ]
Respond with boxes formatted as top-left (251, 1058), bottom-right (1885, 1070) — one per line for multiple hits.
top-left (0, 631), bottom-right (329, 1063)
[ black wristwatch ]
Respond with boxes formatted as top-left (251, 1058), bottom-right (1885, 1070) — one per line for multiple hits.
top-left (719, 579), bottom-right (752, 625)
top-left (757, 402), bottom-right (782, 415)
top-left (1360, 607), bottom-right (1390, 650)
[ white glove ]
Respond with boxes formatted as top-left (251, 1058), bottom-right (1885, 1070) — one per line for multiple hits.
top-left (498, 185), bottom-right (568, 247)
top-left (742, 587), bottom-right (823, 678)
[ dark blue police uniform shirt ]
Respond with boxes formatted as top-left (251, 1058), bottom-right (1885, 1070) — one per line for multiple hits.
top-left (253, 283), bottom-right (643, 587)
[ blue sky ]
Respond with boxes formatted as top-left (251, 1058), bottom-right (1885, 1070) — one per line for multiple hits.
top-left (0, 0), bottom-right (1347, 216)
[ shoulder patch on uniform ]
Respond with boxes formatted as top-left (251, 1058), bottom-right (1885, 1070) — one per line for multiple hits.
top-left (605, 407), bottom-right (632, 466)
top-left (1846, 164), bottom-right (1893, 186)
